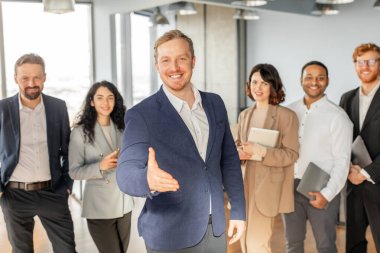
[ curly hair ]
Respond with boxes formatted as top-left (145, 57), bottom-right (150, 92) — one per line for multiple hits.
top-left (246, 63), bottom-right (285, 105)
top-left (74, 81), bottom-right (126, 143)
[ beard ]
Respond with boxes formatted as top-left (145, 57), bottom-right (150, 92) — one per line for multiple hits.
top-left (24, 87), bottom-right (41, 100)
top-left (358, 70), bottom-right (379, 84)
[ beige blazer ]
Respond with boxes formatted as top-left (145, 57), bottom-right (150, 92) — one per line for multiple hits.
top-left (235, 104), bottom-right (299, 217)
top-left (69, 122), bottom-right (133, 219)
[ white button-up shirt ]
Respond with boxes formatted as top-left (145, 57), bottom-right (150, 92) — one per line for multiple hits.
top-left (163, 85), bottom-right (209, 161)
top-left (358, 82), bottom-right (380, 183)
top-left (359, 82), bottom-right (380, 130)
top-left (163, 85), bottom-right (210, 211)
top-left (10, 95), bottom-right (51, 183)
top-left (288, 96), bottom-right (353, 201)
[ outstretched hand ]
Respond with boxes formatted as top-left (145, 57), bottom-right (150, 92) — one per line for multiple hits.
top-left (147, 147), bottom-right (180, 192)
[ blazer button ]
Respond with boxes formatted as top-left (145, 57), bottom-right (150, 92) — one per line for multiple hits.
top-left (204, 166), bottom-right (207, 170)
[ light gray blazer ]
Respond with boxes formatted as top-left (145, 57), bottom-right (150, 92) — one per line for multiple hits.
top-left (69, 121), bottom-right (133, 219)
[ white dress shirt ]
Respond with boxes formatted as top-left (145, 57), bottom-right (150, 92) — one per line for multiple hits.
top-left (10, 95), bottom-right (51, 183)
top-left (163, 85), bottom-right (209, 161)
top-left (359, 82), bottom-right (380, 130)
top-left (288, 96), bottom-right (353, 201)
top-left (358, 82), bottom-right (380, 183)
top-left (163, 85), bottom-right (211, 211)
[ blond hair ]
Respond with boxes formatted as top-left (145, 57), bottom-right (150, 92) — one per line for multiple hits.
top-left (154, 29), bottom-right (194, 63)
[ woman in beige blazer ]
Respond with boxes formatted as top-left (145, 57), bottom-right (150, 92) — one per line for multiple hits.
top-left (69, 81), bottom-right (133, 253)
top-left (236, 64), bottom-right (299, 253)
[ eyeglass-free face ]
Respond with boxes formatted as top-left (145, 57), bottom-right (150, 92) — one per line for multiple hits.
top-left (355, 51), bottom-right (380, 85)
top-left (301, 64), bottom-right (329, 102)
top-left (249, 71), bottom-right (271, 104)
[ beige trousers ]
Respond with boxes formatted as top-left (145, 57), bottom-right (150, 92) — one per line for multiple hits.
top-left (240, 200), bottom-right (274, 253)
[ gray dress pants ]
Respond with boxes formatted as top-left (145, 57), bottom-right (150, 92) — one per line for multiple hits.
top-left (282, 180), bottom-right (340, 253)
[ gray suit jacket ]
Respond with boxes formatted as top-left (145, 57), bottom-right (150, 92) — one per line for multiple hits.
top-left (69, 122), bottom-right (133, 219)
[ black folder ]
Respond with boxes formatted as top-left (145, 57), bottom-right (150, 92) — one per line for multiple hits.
top-left (296, 162), bottom-right (330, 201)
top-left (351, 135), bottom-right (372, 168)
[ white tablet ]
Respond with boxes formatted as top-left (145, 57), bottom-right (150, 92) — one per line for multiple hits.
top-left (248, 127), bottom-right (279, 148)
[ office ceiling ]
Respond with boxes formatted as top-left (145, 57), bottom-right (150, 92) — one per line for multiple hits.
top-left (195, 0), bottom-right (356, 16)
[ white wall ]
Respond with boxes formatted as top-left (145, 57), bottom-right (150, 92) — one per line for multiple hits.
top-left (247, 1), bottom-right (380, 105)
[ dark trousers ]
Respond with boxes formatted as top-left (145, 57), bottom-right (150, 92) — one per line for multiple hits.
top-left (146, 222), bottom-right (226, 253)
top-left (0, 188), bottom-right (76, 253)
top-left (282, 180), bottom-right (340, 253)
top-left (346, 187), bottom-right (380, 253)
top-left (87, 211), bottom-right (132, 253)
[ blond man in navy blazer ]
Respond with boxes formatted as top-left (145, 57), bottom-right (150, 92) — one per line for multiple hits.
top-left (117, 29), bottom-right (246, 253)
top-left (0, 53), bottom-right (76, 253)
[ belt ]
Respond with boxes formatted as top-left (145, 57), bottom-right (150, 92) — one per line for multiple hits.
top-left (7, 180), bottom-right (51, 191)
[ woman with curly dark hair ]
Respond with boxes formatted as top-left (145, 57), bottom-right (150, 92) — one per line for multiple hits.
top-left (69, 81), bottom-right (133, 253)
top-left (235, 64), bottom-right (299, 253)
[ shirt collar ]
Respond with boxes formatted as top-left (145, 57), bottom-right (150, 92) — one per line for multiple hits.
top-left (359, 82), bottom-right (380, 98)
top-left (303, 95), bottom-right (327, 110)
top-left (18, 93), bottom-right (44, 112)
top-left (163, 85), bottom-right (203, 113)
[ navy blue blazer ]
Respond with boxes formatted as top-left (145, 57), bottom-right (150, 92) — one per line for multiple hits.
top-left (116, 87), bottom-right (245, 251)
top-left (0, 94), bottom-right (72, 196)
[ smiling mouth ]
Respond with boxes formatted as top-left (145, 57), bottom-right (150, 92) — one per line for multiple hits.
top-left (169, 74), bottom-right (182, 79)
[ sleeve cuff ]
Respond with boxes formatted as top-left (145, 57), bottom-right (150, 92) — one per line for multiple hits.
top-left (320, 188), bottom-right (334, 202)
top-left (360, 169), bottom-right (375, 184)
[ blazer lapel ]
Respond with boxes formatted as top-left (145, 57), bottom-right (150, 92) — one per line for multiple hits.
top-left (8, 95), bottom-right (20, 145)
top-left (94, 123), bottom-right (114, 155)
top-left (201, 93), bottom-right (215, 163)
top-left (361, 87), bottom-right (380, 132)
top-left (42, 94), bottom-right (55, 158)
top-left (109, 121), bottom-right (120, 148)
top-left (156, 88), bottom-right (200, 156)
top-left (351, 90), bottom-right (360, 135)
top-left (263, 105), bottom-right (276, 130)
top-left (241, 105), bottom-right (255, 143)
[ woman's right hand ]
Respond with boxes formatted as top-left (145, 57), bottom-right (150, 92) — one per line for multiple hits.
top-left (99, 150), bottom-right (119, 171)
top-left (237, 146), bottom-right (252, 160)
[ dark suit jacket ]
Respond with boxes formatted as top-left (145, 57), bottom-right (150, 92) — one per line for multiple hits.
top-left (340, 87), bottom-right (380, 202)
top-left (116, 87), bottom-right (245, 251)
top-left (0, 94), bottom-right (72, 196)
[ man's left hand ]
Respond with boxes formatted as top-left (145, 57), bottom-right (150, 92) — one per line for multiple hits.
top-left (348, 165), bottom-right (366, 185)
top-left (228, 220), bottom-right (245, 245)
top-left (308, 192), bottom-right (328, 209)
